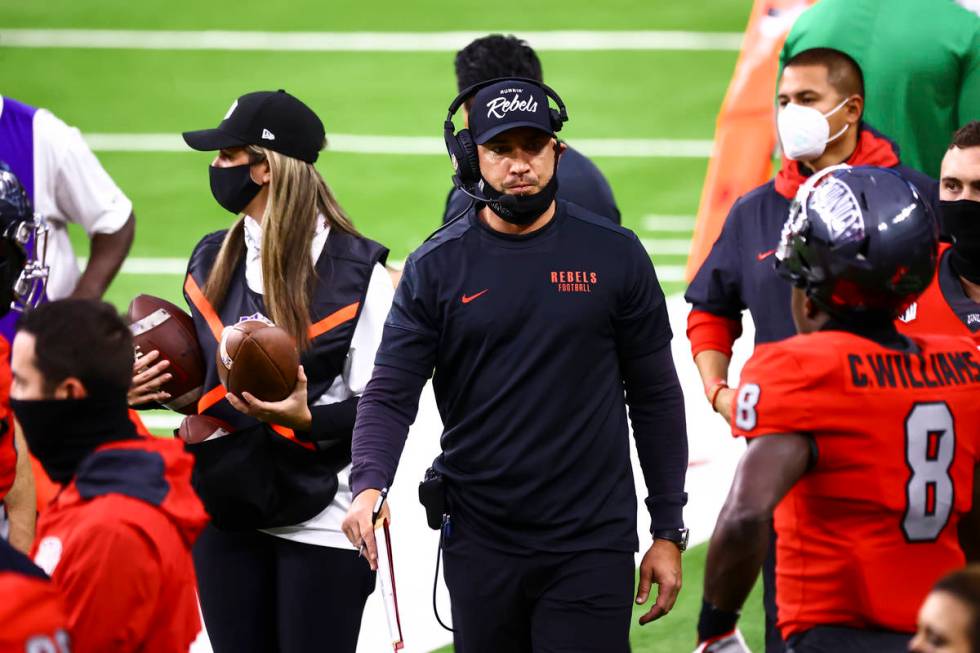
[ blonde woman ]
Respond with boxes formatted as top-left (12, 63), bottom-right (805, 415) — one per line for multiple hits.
top-left (137, 90), bottom-right (392, 652)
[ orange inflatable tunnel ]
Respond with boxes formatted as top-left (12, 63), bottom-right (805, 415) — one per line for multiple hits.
top-left (685, 0), bottom-right (818, 281)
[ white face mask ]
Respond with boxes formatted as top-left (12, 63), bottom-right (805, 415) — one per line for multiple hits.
top-left (777, 97), bottom-right (851, 162)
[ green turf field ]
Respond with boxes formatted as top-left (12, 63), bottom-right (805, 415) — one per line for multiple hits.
top-left (5, 2), bottom-right (761, 649)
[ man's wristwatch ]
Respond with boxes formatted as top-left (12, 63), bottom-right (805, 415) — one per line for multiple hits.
top-left (653, 528), bottom-right (690, 552)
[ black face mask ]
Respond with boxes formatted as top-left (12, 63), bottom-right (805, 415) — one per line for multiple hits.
top-left (482, 161), bottom-right (560, 226)
top-left (942, 199), bottom-right (980, 284)
top-left (11, 395), bottom-right (137, 485)
top-left (209, 164), bottom-right (262, 215)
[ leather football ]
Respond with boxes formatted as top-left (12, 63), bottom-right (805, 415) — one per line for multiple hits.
top-left (176, 414), bottom-right (234, 445)
top-left (127, 294), bottom-right (205, 415)
top-left (216, 320), bottom-right (299, 402)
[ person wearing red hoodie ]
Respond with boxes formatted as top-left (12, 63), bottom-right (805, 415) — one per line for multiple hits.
top-left (9, 298), bottom-right (208, 653)
top-left (684, 47), bottom-right (939, 653)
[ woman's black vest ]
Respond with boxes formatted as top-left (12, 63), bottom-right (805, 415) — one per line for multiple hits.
top-left (182, 227), bottom-right (387, 531)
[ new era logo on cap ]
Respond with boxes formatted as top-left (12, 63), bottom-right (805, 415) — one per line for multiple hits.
top-left (182, 90), bottom-right (325, 163)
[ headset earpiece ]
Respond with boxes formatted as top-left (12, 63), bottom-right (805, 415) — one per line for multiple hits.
top-left (454, 129), bottom-right (481, 186)
top-left (549, 108), bottom-right (563, 133)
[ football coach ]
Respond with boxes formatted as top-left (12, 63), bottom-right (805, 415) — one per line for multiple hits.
top-left (343, 78), bottom-right (689, 652)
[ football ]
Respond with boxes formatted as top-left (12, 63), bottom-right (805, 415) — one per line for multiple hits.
top-left (176, 414), bottom-right (234, 445)
top-left (127, 294), bottom-right (206, 415)
top-left (216, 319), bottom-right (299, 402)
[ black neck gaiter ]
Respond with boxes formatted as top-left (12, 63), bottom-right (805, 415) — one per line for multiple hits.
top-left (482, 160), bottom-right (560, 226)
top-left (942, 199), bottom-right (980, 284)
top-left (10, 395), bottom-right (138, 485)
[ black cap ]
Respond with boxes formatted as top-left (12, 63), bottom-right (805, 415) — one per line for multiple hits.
top-left (468, 80), bottom-right (555, 144)
top-left (182, 90), bottom-right (325, 164)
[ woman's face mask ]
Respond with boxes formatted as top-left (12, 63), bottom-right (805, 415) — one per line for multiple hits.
top-left (777, 97), bottom-right (851, 162)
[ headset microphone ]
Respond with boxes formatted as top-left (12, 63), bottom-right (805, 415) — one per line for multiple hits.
top-left (451, 176), bottom-right (518, 209)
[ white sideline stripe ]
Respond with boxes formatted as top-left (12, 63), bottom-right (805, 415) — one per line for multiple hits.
top-left (84, 256), bottom-right (687, 281)
top-left (0, 29), bottom-right (743, 52)
top-left (642, 214), bottom-right (696, 231)
top-left (82, 133), bottom-right (714, 159)
top-left (641, 238), bottom-right (692, 256)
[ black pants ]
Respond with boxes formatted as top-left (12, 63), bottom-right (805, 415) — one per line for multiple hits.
top-left (787, 625), bottom-right (911, 653)
top-left (442, 524), bottom-right (634, 653)
top-left (764, 527), bottom-right (787, 652)
top-left (194, 525), bottom-right (375, 653)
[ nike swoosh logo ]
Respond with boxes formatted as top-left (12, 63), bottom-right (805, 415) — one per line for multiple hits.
top-left (461, 289), bottom-right (489, 304)
top-left (756, 249), bottom-right (776, 261)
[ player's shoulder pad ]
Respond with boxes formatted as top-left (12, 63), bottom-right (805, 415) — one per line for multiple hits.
top-left (412, 210), bottom-right (473, 263)
top-left (742, 334), bottom-right (833, 383)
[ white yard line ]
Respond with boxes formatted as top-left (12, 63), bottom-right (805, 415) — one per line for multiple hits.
top-left (641, 214), bottom-right (696, 231)
top-left (0, 29), bottom-right (742, 52)
top-left (641, 237), bottom-right (692, 257)
top-left (82, 133), bottom-right (714, 158)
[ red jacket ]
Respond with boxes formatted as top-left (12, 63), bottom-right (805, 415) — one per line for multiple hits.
top-left (32, 437), bottom-right (208, 653)
top-left (0, 538), bottom-right (70, 653)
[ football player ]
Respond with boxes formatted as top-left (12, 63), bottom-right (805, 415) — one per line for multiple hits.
top-left (899, 121), bottom-right (980, 346)
top-left (696, 166), bottom-right (980, 653)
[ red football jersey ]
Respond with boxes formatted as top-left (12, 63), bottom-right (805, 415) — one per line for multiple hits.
top-left (732, 330), bottom-right (980, 639)
top-left (898, 244), bottom-right (980, 348)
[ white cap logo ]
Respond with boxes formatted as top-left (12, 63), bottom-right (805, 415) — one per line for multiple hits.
top-left (224, 100), bottom-right (238, 120)
top-left (262, 129), bottom-right (276, 141)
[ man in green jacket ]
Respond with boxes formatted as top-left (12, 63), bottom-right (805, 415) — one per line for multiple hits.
top-left (781, 0), bottom-right (980, 177)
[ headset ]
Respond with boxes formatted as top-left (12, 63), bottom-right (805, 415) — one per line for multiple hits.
top-left (443, 76), bottom-right (569, 206)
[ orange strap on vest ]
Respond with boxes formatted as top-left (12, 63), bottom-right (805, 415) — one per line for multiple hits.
top-left (185, 276), bottom-right (361, 451)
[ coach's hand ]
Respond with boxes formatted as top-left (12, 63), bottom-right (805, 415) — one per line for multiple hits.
top-left (636, 538), bottom-right (682, 625)
top-left (226, 365), bottom-right (313, 430)
top-left (712, 387), bottom-right (735, 424)
top-left (342, 489), bottom-right (390, 571)
top-left (128, 349), bottom-right (172, 407)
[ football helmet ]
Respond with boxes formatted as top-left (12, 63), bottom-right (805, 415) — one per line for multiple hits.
top-left (0, 163), bottom-right (49, 315)
top-left (776, 165), bottom-right (938, 320)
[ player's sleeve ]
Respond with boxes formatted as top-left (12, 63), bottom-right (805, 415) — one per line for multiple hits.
top-left (958, 28), bottom-right (980, 129)
top-left (33, 109), bottom-right (133, 236)
top-left (684, 201), bottom-right (747, 356)
top-left (613, 233), bottom-right (671, 358)
top-left (53, 520), bottom-right (161, 653)
top-left (730, 344), bottom-right (814, 439)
